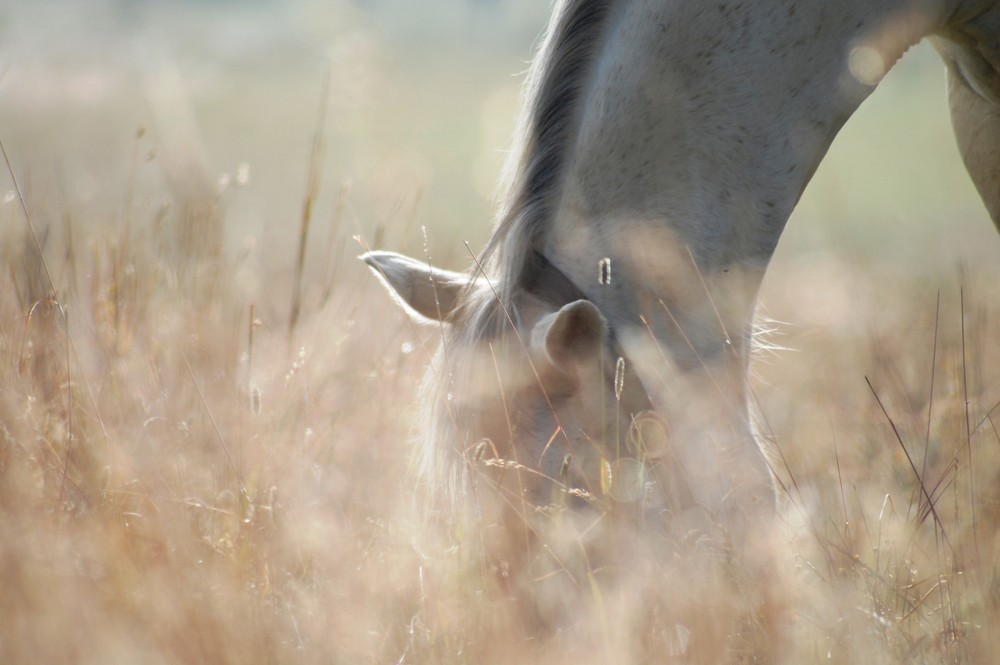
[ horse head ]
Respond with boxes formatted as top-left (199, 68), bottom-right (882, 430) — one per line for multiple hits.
top-left (362, 250), bottom-right (688, 521)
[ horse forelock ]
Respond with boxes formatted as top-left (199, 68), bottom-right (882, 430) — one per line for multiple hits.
top-left (415, 296), bottom-right (536, 514)
top-left (481, 0), bottom-right (616, 305)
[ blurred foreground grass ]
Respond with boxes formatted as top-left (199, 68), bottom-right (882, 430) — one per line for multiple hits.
top-left (2, 2), bottom-right (1000, 663)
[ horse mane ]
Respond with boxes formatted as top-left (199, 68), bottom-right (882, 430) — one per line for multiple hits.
top-left (472, 0), bottom-right (615, 323)
top-left (417, 1), bottom-right (616, 510)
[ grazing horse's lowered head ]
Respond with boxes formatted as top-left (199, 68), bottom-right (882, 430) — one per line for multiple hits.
top-left (362, 250), bottom-right (691, 522)
top-left (363, 0), bottom-right (1000, 544)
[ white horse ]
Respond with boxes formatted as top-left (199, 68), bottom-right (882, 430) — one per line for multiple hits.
top-left (364, 0), bottom-right (1000, 534)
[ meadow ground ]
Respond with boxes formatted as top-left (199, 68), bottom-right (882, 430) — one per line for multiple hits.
top-left (2, 2), bottom-right (1000, 663)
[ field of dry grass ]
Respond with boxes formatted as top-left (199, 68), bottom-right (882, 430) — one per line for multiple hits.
top-left (2, 2), bottom-right (1000, 663)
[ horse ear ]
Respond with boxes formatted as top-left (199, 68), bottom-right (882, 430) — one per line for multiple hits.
top-left (533, 299), bottom-right (607, 370)
top-left (361, 251), bottom-right (468, 323)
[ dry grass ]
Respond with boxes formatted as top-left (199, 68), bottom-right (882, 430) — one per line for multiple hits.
top-left (3, 146), bottom-right (1000, 665)
top-left (3, 5), bottom-right (1000, 663)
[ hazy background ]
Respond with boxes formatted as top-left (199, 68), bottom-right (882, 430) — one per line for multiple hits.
top-left (1, 0), bottom-right (549, 263)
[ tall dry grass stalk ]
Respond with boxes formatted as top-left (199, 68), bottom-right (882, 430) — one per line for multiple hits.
top-left (289, 69), bottom-right (332, 339)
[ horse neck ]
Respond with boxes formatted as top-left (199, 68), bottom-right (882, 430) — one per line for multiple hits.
top-left (538, 0), bottom-right (946, 364)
